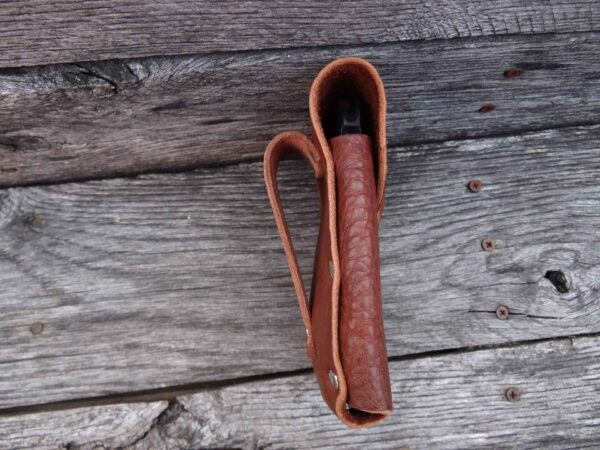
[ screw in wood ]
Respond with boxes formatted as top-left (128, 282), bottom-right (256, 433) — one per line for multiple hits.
top-left (496, 305), bottom-right (509, 320)
top-left (468, 179), bottom-right (482, 192)
top-left (478, 104), bottom-right (495, 113)
top-left (481, 239), bottom-right (495, 252)
top-left (505, 387), bottom-right (521, 402)
top-left (504, 68), bottom-right (524, 79)
top-left (30, 322), bottom-right (44, 335)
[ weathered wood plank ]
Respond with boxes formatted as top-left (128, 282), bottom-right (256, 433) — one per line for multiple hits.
top-left (0, 1), bottom-right (599, 68)
top-left (165, 336), bottom-right (600, 449)
top-left (3, 336), bottom-right (599, 449)
top-left (2, 32), bottom-right (600, 187)
top-left (0, 124), bottom-right (599, 408)
top-left (0, 401), bottom-right (168, 449)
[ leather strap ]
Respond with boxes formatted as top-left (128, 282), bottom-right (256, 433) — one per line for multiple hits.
top-left (263, 131), bottom-right (323, 358)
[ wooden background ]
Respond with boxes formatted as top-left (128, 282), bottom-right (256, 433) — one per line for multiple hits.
top-left (1, 1), bottom-right (599, 448)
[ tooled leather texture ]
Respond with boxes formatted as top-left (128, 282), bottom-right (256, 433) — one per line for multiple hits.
top-left (331, 134), bottom-right (392, 414)
top-left (263, 57), bottom-right (391, 428)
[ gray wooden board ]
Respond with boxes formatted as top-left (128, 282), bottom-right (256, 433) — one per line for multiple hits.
top-left (0, 401), bottom-right (169, 449)
top-left (2, 336), bottom-right (599, 449)
top-left (2, 32), bottom-right (600, 186)
top-left (0, 124), bottom-right (599, 409)
top-left (0, 1), bottom-right (599, 68)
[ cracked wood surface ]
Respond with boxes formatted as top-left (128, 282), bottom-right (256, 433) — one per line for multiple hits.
top-left (2, 32), bottom-right (600, 186)
top-left (0, 402), bottom-right (169, 449)
top-left (2, 335), bottom-right (599, 449)
top-left (0, 1), bottom-right (599, 68)
top-left (0, 124), bottom-right (599, 409)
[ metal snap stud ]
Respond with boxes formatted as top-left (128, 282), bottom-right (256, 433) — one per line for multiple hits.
top-left (328, 370), bottom-right (338, 390)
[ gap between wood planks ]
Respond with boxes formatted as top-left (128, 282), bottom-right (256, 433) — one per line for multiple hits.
top-left (2, 118), bottom-right (599, 191)
top-left (0, 331), bottom-right (597, 418)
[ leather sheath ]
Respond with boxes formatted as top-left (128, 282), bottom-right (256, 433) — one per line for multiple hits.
top-left (264, 57), bottom-right (392, 428)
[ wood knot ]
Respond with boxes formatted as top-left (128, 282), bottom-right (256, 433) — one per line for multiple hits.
top-left (0, 135), bottom-right (49, 153)
top-left (23, 213), bottom-right (44, 230)
top-left (544, 270), bottom-right (569, 293)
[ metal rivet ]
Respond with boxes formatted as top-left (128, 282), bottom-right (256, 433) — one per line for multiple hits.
top-left (481, 238), bottom-right (495, 252)
top-left (328, 260), bottom-right (334, 278)
top-left (505, 387), bottom-right (521, 402)
top-left (328, 370), bottom-right (338, 390)
top-left (496, 305), bottom-right (509, 320)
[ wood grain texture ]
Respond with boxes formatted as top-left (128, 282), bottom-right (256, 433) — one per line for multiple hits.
top-left (0, 401), bottom-right (168, 449)
top-left (0, 124), bottom-right (599, 408)
top-left (2, 32), bottom-right (600, 187)
top-left (168, 336), bottom-right (600, 449)
top-left (0, 1), bottom-right (599, 68)
top-left (3, 336), bottom-right (600, 449)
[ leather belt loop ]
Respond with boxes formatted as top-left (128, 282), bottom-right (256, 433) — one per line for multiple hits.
top-left (263, 131), bottom-right (323, 359)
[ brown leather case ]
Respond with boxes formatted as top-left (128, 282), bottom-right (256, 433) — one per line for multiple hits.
top-left (263, 57), bottom-right (391, 428)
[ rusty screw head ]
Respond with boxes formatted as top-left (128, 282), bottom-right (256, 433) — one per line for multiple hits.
top-left (504, 68), bottom-right (524, 79)
top-left (481, 239), bottom-right (495, 252)
top-left (478, 104), bottom-right (495, 113)
top-left (468, 179), bottom-right (482, 192)
top-left (30, 322), bottom-right (44, 335)
top-left (496, 305), bottom-right (509, 320)
top-left (505, 387), bottom-right (521, 402)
